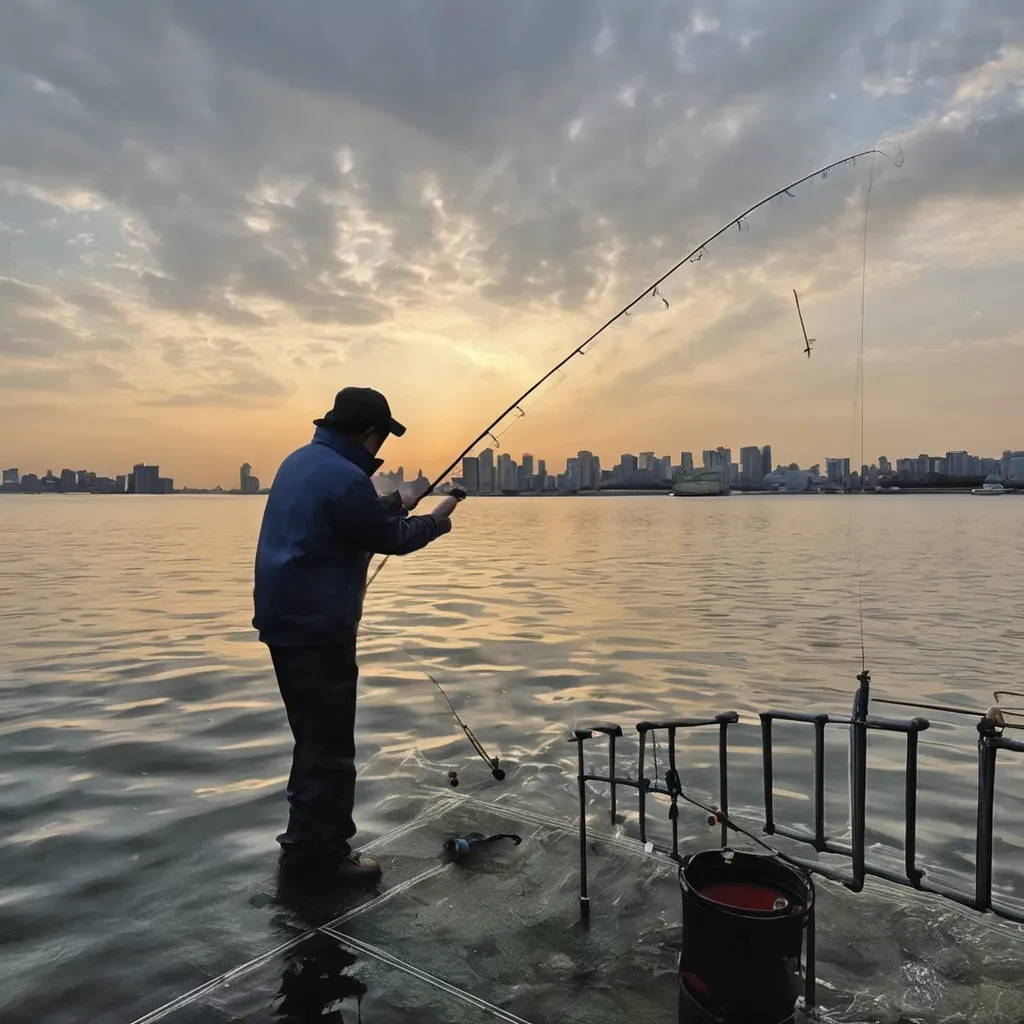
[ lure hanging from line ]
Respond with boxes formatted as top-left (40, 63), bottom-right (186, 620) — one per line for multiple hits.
top-left (793, 289), bottom-right (815, 359)
top-left (366, 142), bottom-right (902, 591)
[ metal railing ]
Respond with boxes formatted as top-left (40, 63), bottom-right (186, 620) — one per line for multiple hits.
top-left (570, 669), bottom-right (1024, 1009)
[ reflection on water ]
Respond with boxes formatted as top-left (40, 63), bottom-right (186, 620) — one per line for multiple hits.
top-left (1, 493), bottom-right (1023, 1022)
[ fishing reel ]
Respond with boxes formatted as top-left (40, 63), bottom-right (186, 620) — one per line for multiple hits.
top-left (443, 831), bottom-right (522, 862)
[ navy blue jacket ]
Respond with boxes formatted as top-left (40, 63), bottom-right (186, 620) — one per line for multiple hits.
top-left (253, 427), bottom-right (449, 646)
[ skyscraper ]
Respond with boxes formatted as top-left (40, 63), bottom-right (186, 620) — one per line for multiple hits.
top-left (461, 456), bottom-right (480, 493)
top-left (760, 445), bottom-right (772, 479)
top-left (241, 463), bottom-right (253, 492)
top-left (133, 464), bottom-right (161, 494)
top-left (656, 455), bottom-right (672, 481)
top-left (621, 454), bottom-right (639, 477)
top-left (945, 451), bottom-right (968, 477)
top-left (497, 452), bottom-right (518, 492)
top-left (680, 452), bottom-right (694, 473)
top-left (537, 459), bottom-right (547, 491)
top-left (1, 468), bottom-right (19, 486)
top-left (478, 448), bottom-right (495, 493)
top-left (740, 446), bottom-right (762, 486)
top-left (639, 452), bottom-right (654, 472)
top-left (577, 451), bottom-right (597, 490)
top-left (566, 457), bottom-right (582, 492)
top-left (521, 454), bottom-right (534, 480)
top-left (878, 456), bottom-right (891, 475)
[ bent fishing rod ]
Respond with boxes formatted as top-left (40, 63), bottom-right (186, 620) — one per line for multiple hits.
top-left (367, 143), bottom-right (902, 591)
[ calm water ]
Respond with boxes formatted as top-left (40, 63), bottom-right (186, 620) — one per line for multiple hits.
top-left (1, 493), bottom-right (1023, 1022)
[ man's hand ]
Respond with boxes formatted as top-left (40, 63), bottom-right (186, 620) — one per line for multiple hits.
top-left (401, 479), bottom-right (431, 510)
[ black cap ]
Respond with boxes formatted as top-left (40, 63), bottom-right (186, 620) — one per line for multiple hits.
top-left (313, 387), bottom-right (406, 437)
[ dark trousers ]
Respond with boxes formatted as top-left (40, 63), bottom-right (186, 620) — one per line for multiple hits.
top-left (269, 644), bottom-right (359, 863)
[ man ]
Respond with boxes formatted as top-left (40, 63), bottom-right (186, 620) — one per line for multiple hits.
top-left (253, 387), bottom-right (458, 884)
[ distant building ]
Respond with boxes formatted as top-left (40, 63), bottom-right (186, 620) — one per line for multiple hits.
top-left (158, 477), bottom-right (174, 494)
top-left (621, 454), bottom-right (639, 477)
top-left (639, 452), bottom-right (654, 472)
top-left (1, 468), bottom-right (18, 487)
top-left (133, 464), bottom-right (161, 494)
top-left (740, 446), bottom-right (762, 486)
top-left (21, 473), bottom-right (40, 491)
top-left (497, 452), bottom-right (518, 492)
top-left (461, 456), bottom-right (480, 494)
top-left (1009, 452), bottom-right (1024, 480)
top-left (680, 452), bottom-right (694, 473)
top-left (565, 457), bottom-right (582, 492)
top-left (917, 454), bottom-right (930, 479)
top-left (478, 448), bottom-right (495, 493)
top-left (537, 459), bottom-right (547, 492)
top-left (761, 445), bottom-right (772, 479)
top-left (826, 458), bottom-right (851, 485)
top-left (521, 454), bottom-right (534, 481)
top-left (577, 450), bottom-right (598, 490)
top-left (115, 474), bottom-right (127, 493)
top-left (240, 463), bottom-right (261, 493)
top-left (878, 456), bottom-right (891, 475)
top-left (945, 450), bottom-right (968, 477)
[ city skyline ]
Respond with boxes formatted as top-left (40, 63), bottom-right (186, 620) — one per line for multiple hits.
top-left (4, 442), bottom-right (1021, 495)
top-left (454, 443), bottom-right (1022, 495)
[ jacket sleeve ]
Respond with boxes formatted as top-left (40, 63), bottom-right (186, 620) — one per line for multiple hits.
top-left (335, 475), bottom-right (451, 555)
top-left (379, 490), bottom-right (409, 519)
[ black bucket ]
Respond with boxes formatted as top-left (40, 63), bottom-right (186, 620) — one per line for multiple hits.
top-left (678, 849), bottom-right (813, 1024)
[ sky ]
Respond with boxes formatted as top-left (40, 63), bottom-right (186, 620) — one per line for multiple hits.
top-left (0, 1), bottom-right (1021, 488)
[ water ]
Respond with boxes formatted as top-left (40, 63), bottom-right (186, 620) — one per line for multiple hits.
top-left (1, 493), bottom-right (1023, 1022)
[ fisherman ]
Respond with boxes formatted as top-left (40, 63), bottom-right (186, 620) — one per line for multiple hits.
top-left (253, 387), bottom-right (459, 885)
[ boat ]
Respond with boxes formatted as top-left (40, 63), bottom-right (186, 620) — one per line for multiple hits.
top-left (972, 475), bottom-right (1008, 495)
top-left (671, 470), bottom-right (730, 496)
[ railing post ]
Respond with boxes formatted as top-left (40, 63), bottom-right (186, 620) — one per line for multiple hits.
top-left (718, 718), bottom-right (729, 848)
top-left (667, 727), bottom-right (680, 859)
top-left (905, 719), bottom-right (928, 884)
top-left (760, 713), bottom-right (775, 835)
top-left (609, 733), bottom-right (617, 825)
top-left (804, 898), bottom-right (817, 1010)
top-left (975, 715), bottom-right (999, 912)
top-left (574, 733), bottom-right (590, 918)
top-left (813, 715), bottom-right (827, 851)
top-left (637, 727), bottom-right (649, 844)
top-left (850, 670), bottom-right (870, 889)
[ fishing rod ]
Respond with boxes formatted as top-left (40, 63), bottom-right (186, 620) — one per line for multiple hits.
top-left (367, 142), bottom-right (903, 591)
top-left (404, 651), bottom-right (505, 780)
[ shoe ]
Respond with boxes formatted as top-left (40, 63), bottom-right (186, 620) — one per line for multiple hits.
top-left (279, 847), bottom-right (382, 886)
top-left (334, 854), bottom-right (382, 886)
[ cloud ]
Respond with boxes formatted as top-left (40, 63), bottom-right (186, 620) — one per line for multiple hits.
top-left (0, 0), bottom-right (1021, 483)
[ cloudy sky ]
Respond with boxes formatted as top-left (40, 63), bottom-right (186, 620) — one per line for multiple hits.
top-left (1, 0), bottom-right (1021, 487)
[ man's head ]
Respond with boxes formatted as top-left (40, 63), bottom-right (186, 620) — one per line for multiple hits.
top-left (314, 387), bottom-right (406, 455)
